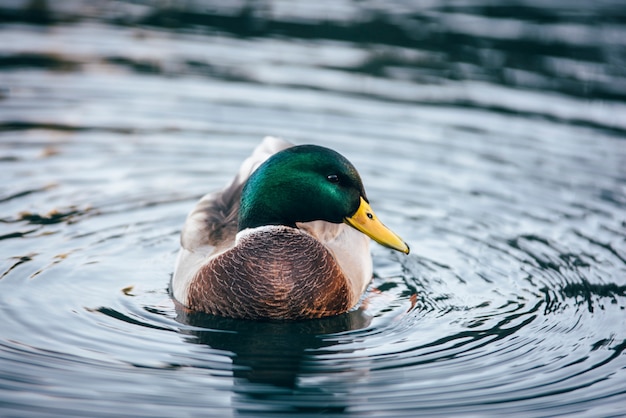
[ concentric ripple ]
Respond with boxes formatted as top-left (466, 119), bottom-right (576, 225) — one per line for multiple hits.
top-left (1, 1), bottom-right (625, 417)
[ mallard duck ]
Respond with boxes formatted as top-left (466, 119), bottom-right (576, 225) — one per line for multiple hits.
top-left (172, 137), bottom-right (409, 320)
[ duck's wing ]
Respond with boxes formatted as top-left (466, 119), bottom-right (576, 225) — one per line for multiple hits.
top-left (173, 137), bottom-right (293, 303)
top-left (181, 136), bottom-right (293, 253)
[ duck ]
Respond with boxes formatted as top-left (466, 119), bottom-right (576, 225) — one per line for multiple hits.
top-left (172, 137), bottom-right (409, 320)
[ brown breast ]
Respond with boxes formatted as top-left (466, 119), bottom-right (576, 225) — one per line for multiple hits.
top-left (187, 226), bottom-right (353, 320)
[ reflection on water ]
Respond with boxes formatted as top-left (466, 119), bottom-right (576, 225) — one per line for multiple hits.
top-left (1, 0), bottom-right (625, 416)
top-left (178, 307), bottom-right (372, 389)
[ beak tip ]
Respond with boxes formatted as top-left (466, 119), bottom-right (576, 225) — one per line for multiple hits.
top-left (398, 242), bottom-right (410, 255)
top-left (345, 198), bottom-right (411, 255)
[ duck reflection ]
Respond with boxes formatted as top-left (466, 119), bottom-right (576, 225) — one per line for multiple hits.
top-left (176, 304), bottom-right (372, 389)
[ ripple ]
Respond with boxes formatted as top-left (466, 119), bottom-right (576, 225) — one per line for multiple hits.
top-left (1, 0), bottom-right (626, 416)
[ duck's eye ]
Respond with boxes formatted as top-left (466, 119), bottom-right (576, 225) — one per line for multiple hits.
top-left (327, 174), bottom-right (340, 183)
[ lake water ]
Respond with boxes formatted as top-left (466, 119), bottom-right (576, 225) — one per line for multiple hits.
top-left (1, 1), bottom-right (625, 416)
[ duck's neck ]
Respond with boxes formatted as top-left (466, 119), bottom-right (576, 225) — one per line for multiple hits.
top-left (237, 188), bottom-right (296, 230)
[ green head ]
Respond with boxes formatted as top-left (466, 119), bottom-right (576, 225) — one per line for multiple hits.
top-left (238, 145), bottom-right (365, 230)
top-left (238, 144), bottom-right (410, 254)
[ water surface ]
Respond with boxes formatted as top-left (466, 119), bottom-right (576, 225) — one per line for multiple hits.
top-left (1, 1), bottom-right (625, 416)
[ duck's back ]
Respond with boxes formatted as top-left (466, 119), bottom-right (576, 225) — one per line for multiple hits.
top-left (186, 226), bottom-right (353, 320)
top-left (172, 137), bottom-right (293, 307)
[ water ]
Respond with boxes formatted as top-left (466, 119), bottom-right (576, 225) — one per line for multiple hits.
top-left (1, 0), bottom-right (625, 416)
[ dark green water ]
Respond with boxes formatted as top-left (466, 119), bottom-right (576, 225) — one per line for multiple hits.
top-left (1, 1), bottom-right (625, 416)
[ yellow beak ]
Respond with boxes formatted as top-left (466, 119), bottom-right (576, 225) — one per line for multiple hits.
top-left (344, 197), bottom-right (410, 254)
